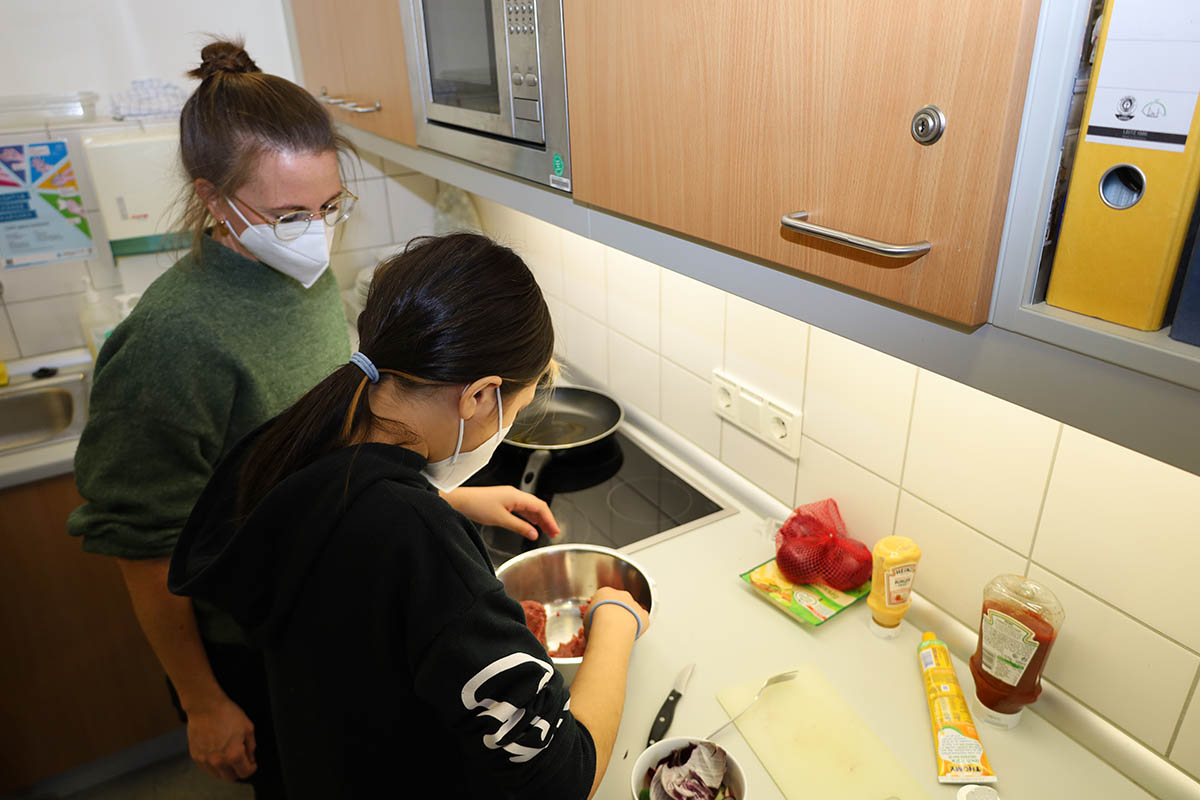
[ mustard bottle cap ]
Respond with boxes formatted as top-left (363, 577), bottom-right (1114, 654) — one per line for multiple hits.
top-left (870, 616), bottom-right (902, 639)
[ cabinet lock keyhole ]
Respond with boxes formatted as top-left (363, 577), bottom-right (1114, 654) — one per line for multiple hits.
top-left (911, 105), bottom-right (946, 145)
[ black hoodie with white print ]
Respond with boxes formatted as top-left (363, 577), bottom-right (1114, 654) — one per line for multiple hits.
top-left (170, 430), bottom-right (596, 799)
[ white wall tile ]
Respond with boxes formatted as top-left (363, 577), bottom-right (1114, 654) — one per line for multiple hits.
top-left (382, 158), bottom-right (418, 177)
top-left (1026, 566), bottom-right (1198, 753)
top-left (85, 218), bottom-right (121, 290)
top-left (1173, 693), bottom-right (1200, 779)
top-left (895, 492), bottom-right (1027, 629)
top-left (0, 306), bottom-right (20, 360)
top-left (803, 327), bottom-right (916, 483)
top-left (661, 358), bottom-right (720, 457)
top-left (564, 310), bottom-right (608, 385)
top-left (721, 422), bottom-right (797, 505)
top-left (1034, 426), bottom-right (1200, 652)
top-left (522, 215), bottom-right (564, 300)
top-left (904, 370), bottom-right (1059, 554)
top-left (113, 250), bottom-right (181, 296)
top-left (0, 260), bottom-right (89, 302)
top-left (661, 269), bottom-right (725, 379)
top-left (383, 174), bottom-right (437, 248)
top-left (560, 230), bottom-right (606, 321)
top-left (342, 150), bottom-right (385, 181)
top-left (794, 436), bottom-right (899, 547)
top-left (330, 247), bottom-right (392, 292)
top-left (724, 295), bottom-right (808, 411)
top-left (339, 177), bottom-right (393, 252)
top-left (546, 296), bottom-right (569, 360)
top-left (607, 331), bottom-right (660, 418)
top-left (474, 197), bottom-right (527, 248)
top-left (605, 248), bottom-right (659, 352)
top-left (7, 293), bottom-right (95, 355)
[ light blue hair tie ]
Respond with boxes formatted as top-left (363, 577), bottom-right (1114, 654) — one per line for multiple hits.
top-left (349, 351), bottom-right (379, 384)
top-left (587, 599), bottom-right (643, 640)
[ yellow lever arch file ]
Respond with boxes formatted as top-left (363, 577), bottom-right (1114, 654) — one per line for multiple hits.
top-left (1046, 0), bottom-right (1200, 331)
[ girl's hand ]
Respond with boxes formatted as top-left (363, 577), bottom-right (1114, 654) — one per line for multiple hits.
top-left (442, 485), bottom-right (561, 540)
top-left (585, 586), bottom-right (651, 640)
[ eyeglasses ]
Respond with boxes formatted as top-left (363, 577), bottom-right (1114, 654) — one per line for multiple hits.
top-left (232, 189), bottom-right (358, 242)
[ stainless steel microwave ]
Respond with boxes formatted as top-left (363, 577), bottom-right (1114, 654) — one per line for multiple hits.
top-left (403, 0), bottom-right (571, 192)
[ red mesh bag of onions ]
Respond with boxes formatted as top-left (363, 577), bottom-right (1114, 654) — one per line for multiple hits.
top-left (774, 498), bottom-right (872, 591)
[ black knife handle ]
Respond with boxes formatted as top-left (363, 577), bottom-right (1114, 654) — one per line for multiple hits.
top-left (647, 690), bottom-right (682, 746)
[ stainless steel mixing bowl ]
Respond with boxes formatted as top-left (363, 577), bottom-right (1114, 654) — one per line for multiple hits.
top-left (495, 544), bottom-right (656, 681)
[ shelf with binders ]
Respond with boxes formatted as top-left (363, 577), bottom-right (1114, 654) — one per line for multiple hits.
top-left (992, 0), bottom-right (1200, 392)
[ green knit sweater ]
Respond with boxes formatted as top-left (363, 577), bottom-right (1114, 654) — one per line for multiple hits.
top-left (68, 235), bottom-right (351, 643)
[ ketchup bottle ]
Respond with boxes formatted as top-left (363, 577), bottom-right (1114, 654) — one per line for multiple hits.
top-left (968, 574), bottom-right (1065, 729)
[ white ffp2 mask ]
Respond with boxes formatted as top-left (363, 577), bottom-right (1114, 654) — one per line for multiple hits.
top-left (224, 200), bottom-right (333, 288)
top-left (423, 387), bottom-right (512, 493)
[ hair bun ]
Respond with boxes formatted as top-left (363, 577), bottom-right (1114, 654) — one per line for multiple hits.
top-left (188, 39), bottom-right (260, 80)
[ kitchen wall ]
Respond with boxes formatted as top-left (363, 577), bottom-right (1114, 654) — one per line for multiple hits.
top-left (0, 1), bottom-right (419, 361)
top-left (0, 1), bottom-right (296, 110)
top-left (0, 145), bottom-right (436, 361)
top-left (474, 195), bottom-right (1200, 781)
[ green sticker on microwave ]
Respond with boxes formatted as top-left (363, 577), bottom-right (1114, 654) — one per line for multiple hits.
top-left (552, 153), bottom-right (564, 176)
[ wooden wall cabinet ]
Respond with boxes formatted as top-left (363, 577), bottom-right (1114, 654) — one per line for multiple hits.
top-left (564, 0), bottom-right (1042, 326)
top-left (0, 474), bottom-right (180, 794)
top-left (291, 0), bottom-right (417, 147)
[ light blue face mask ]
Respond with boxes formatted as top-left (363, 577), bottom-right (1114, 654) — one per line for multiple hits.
top-left (421, 387), bottom-right (512, 492)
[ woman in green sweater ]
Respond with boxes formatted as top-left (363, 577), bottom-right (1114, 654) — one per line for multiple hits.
top-left (67, 40), bottom-right (557, 798)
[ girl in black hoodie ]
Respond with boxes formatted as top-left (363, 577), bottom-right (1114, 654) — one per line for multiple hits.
top-left (169, 233), bottom-right (648, 799)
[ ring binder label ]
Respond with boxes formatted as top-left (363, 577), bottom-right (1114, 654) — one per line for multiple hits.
top-left (1083, 0), bottom-right (1200, 153)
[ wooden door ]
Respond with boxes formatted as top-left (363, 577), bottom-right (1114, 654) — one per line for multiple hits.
top-left (335, 0), bottom-right (418, 146)
top-left (565, 0), bottom-right (1041, 325)
top-left (0, 475), bottom-right (180, 793)
top-left (290, 0), bottom-right (350, 104)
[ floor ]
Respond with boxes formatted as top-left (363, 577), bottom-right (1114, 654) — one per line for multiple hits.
top-left (63, 756), bottom-right (252, 800)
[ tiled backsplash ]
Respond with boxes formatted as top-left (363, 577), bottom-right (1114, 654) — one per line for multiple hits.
top-left (0, 148), bottom-right (435, 361)
top-left (474, 195), bottom-right (1200, 780)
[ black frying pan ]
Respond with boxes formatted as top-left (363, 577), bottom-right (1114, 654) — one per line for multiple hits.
top-left (505, 386), bottom-right (623, 493)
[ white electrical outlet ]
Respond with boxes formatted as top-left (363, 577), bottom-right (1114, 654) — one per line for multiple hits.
top-left (711, 369), bottom-right (802, 458)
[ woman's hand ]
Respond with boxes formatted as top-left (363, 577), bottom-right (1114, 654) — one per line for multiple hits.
top-left (442, 485), bottom-right (561, 540)
top-left (185, 692), bottom-right (257, 782)
top-left (585, 586), bottom-right (651, 640)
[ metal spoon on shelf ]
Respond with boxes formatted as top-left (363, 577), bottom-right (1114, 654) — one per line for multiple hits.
top-left (707, 669), bottom-right (798, 739)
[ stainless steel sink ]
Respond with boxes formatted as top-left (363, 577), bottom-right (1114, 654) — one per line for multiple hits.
top-left (0, 372), bottom-right (88, 454)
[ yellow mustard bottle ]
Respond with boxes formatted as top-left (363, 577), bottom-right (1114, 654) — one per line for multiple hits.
top-left (866, 535), bottom-right (921, 638)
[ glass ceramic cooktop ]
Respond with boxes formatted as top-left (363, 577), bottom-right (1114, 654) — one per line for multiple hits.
top-left (467, 430), bottom-right (725, 567)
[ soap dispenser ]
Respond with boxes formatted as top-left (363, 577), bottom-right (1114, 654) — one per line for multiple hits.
top-left (78, 276), bottom-right (120, 359)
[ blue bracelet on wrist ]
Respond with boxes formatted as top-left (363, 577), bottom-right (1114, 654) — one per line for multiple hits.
top-left (587, 599), bottom-right (643, 640)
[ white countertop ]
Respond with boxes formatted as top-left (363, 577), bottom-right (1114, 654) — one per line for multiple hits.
top-left (595, 510), bottom-right (1154, 800)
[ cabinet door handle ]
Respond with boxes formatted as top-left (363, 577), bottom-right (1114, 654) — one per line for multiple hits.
top-left (781, 212), bottom-right (931, 258)
top-left (344, 101), bottom-right (382, 114)
top-left (318, 88), bottom-right (346, 105)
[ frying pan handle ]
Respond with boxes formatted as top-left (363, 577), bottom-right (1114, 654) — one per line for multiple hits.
top-left (519, 449), bottom-right (553, 494)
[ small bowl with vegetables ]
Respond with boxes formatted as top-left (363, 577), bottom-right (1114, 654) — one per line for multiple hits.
top-left (631, 736), bottom-right (747, 800)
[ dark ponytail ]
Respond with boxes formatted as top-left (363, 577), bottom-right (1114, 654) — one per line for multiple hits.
top-left (237, 233), bottom-right (555, 514)
top-left (174, 38), bottom-right (354, 255)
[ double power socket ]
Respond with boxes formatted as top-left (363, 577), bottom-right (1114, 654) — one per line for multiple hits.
top-left (710, 369), bottom-right (802, 458)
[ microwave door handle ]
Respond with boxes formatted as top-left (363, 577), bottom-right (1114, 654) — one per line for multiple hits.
top-left (492, 0), bottom-right (518, 136)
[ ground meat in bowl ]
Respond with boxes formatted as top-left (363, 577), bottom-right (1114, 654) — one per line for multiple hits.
top-left (520, 600), bottom-right (548, 647)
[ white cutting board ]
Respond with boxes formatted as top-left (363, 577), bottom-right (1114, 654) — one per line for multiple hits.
top-left (717, 663), bottom-right (932, 800)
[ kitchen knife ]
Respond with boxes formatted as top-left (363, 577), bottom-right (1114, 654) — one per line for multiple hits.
top-left (648, 663), bottom-right (695, 746)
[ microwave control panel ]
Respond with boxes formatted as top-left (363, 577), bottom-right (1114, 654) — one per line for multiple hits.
top-left (504, 0), bottom-right (544, 140)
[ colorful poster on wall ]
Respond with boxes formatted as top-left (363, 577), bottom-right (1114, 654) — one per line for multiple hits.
top-left (0, 139), bottom-right (95, 268)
